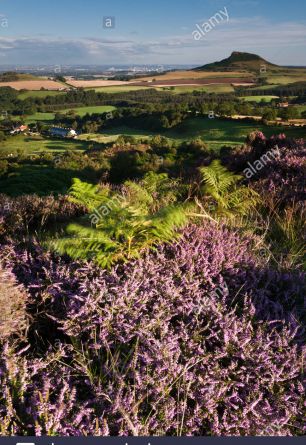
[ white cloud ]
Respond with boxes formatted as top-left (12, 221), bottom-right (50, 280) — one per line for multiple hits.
top-left (0, 16), bottom-right (305, 65)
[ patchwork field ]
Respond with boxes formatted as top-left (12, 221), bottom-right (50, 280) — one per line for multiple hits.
top-left (135, 70), bottom-right (251, 81)
top-left (65, 71), bottom-right (256, 89)
top-left (132, 77), bottom-right (255, 87)
top-left (87, 85), bottom-right (151, 93)
top-left (156, 85), bottom-right (235, 94)
top-left (65, 79), bottom-right (129, 88)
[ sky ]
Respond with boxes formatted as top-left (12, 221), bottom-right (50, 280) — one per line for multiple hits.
top-left (0, 0), bottom-right (305, 66)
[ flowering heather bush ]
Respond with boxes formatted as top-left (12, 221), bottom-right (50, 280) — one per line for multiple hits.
top-left (0, 345), bottom-right (95, 435)
top-left (0, 194), bottom-right (82, 239)
top-left (224, 134), bottom-right (306, 204)
top-left (0, 264), bottom-right (29, 342)
top-left (0, 223), bottom-right (305, 435)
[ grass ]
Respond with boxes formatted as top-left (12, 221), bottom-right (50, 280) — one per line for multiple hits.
top-left (78, 133), bottom-right (122, 144)
top-left (62, 105), bottom-right (115, 117)
top-left (296, 105), bottom-right (306, 113)
top-left (156, 85), bottom-right (235, 94)
top-left (17, 105), bottom-right (116, 124)
top-left (248, 84), bottom-right (281, 91)
top-left (22, 112), bottom-right (56, 124)
top-left (266, 73), bottom-right (306, 85)
top-left (86, 86), bottom-right (151, 93)
top-left (18, 90), bottom-right (66, 100)
top-left (0, 134), bottom-right (92, 155)
top-left (240, 95), bottom-right (279, 103)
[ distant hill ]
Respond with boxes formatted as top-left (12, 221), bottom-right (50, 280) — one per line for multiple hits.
top-left (194, 51), bottom-right (279, 72)
top-left (0, 72), bottom-right (38, 82)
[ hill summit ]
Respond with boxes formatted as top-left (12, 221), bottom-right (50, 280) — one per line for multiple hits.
top-left (194, 51), bottom-right (279, 72)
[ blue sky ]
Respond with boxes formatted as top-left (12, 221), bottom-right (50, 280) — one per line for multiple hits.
top-left (0, 0), bottom-right (305, 65)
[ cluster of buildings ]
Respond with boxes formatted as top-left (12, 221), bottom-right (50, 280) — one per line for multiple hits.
top-left (8, 124), bottom-right (78, 139)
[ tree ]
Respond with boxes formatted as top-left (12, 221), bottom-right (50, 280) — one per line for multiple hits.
top-left (186, 138), bottom-right (208, 155)
top-left (262, 108), bottom-right (277, 121)
top-left (217, 103), bottom-right (235, 116)
top-left (149, 135), bottom-right (172, 150)
top-left (117, 134), bottom-right (136, 145)
top-left (0, 160), bottom-right (8, 177)
top-left (55, 75), bottom-right (66, 83)
top-left (281, 107), bottom-right (300, 120)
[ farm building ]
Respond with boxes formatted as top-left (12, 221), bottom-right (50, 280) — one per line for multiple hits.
top-left (10, 124), bottom-right (28, 134)
top-left (277, 102), bottom-right (289, 108)
top-left (49, 127), bottom-right (77, 138)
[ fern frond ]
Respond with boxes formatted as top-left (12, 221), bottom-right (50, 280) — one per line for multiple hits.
top-left (198, 160), bottom-right (260, 219)
top-left (148, 204), bottom-right (189, 242)
top-left (50, 176), bottom-right (190, 268)
top-left (226, 188), bottom-right (260, 215)
top-left (68, 178), bottom-right (110, 212)
top-left (52, 223), bottom-right (118, 260)
top-left (200, 160), bottom-right (242, 195)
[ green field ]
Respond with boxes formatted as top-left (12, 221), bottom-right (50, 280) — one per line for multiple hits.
top-left (63, 105), bottom-right (116, 117)
top-left (266, 73), bottom-right (306, 85)
top-left (100, 117), bottom-right (306, 149)
top-left (248, 84), bottom-right (281, 91)
top-left (18, 90), bottom-right (66, 100)
top-left (296, 105), bottom-right (306, 113)
top-left (21, 105), bottom-right (116, 123)
top-left (87, 86), bottom-right (150, 93)
top-left (240, 95), bottom-right (279, 103)
top-left (78, 133), bottom-right (122, 144)
top-left (156, 84), bottom-right (235, 94)
top-left (23, 112), bottom-right (56, 124)
top-left (88, 84), bottom-right (235, 94)
top-left (0, 134), bottom-right (93, 154)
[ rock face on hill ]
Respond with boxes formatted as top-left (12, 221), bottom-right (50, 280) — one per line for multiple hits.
top-left (194, 51), bottom-right (279, 72)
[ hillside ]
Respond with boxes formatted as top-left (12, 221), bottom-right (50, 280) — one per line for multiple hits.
top-left (0, 72), bottom-right (39, 82)
top-left (194, 51), bottom-right (279, 72)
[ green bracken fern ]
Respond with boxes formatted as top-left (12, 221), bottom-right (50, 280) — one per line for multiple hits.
top-left (51, 174), bottom-right (189, 268)
top-left (199, 160), bottom-right (260, 218)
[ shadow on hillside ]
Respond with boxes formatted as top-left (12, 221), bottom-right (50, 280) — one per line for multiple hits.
top-left (102, 117), bottom-right (306, 144)
top-left (44, 139), bottom-right (107, 151)
top-left (0, 165), bottom-right (100, 197)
